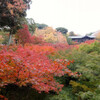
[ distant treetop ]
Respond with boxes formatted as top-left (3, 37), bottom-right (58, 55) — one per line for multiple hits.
top-left (36, 23), bottom-right (48, 29)
top-left (56, 27), bottom-right (68, 34)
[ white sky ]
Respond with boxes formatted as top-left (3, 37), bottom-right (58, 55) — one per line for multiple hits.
top-left (26, 0), bottom-right (100, 35)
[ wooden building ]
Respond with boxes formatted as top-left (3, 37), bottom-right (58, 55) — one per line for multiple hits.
top-left (68, 35), bottom-right (95, 43)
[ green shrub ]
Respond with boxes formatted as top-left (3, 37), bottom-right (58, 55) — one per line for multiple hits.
top-left (66, 41), bottom-right (100, 100)
top-left (69, 81), bottom-right (92, 93)
top-left (45, 87), bottom-right (77, 100)
top-left (49, 41), bottom-right (100, 100)
top-left (77, 91), bottom-right (94, 100)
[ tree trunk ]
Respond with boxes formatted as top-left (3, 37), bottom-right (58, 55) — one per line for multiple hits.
top-left (8, 31), bottom-right (12, 45)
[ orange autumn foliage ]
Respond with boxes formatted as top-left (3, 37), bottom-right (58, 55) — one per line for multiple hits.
top-left (34, 27), bottom-right (67, 43)
top-left (0, 45), bottom-right (78, 93)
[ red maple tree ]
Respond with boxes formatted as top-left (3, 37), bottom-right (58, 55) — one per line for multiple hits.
top-left (0, 45), bottom-right (78, 93)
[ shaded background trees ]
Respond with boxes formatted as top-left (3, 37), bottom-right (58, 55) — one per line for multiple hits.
top-left (56, 27), bottom-right (68, 34)
top-left (36, 23), bottom-right (48, 29)
top-left (67, 31), bottom-right (77, 36)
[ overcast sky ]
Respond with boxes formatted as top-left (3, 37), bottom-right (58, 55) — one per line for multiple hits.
top-left (26, 0), bottom-right (100, 35)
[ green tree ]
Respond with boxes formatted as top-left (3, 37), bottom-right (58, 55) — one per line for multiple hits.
top-left (56, 27), bottom-right (68, 34)
top-left (68, 31), bottom-right (76, 36)
top-left (36, 23), bottom-right (48, 29)
top-left (0, 0), bottom-right (31, 45)
top-left (26, 18), bottom-right (36, 35)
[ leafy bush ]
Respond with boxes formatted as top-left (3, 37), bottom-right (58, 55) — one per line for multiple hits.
top-left (44, 87), bottom-right (77, 100)
top-left (66, 41), bottom-right (100, 100)
top-left (16, 24), bottom-right (31, 45)
top-left (49, 40), bottom-right (100, 100)
top-left (16, 24), bottom-right (45, 45)
top-left (0, 44), bottom-right (78, 99)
